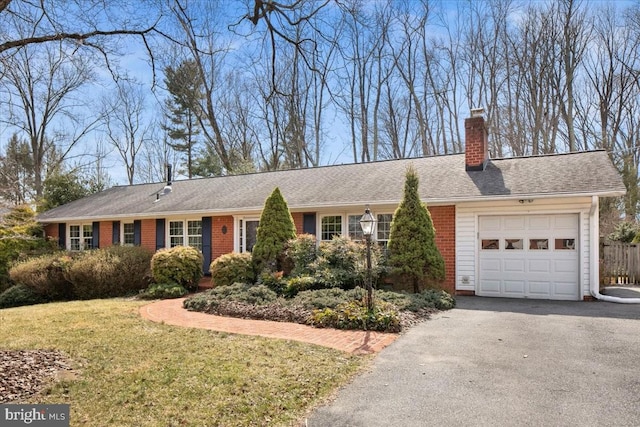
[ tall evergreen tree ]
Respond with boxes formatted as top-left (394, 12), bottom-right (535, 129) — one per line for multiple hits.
top-left (252, 187), bottom-right (297, 273)
top-left (388, 165), bottom-right (445, 293)
top-left (0, 134), bottom-right (35, 205)
top-left (163, 60), bottom-right (205, 178)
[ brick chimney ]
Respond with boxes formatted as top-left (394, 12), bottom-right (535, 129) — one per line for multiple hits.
top-left (465, 108), bottom-right (488, 171)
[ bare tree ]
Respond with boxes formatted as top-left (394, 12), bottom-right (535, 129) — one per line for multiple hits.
top-left (101, 78), bottom-right (153, 185)
top-left (0, 41), bottom-right (96, 197)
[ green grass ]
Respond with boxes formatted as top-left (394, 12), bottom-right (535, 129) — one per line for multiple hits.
top-left (0, 299), bottom-right (367, 426)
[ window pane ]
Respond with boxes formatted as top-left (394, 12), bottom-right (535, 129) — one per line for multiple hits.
top-left (123, 223), bottom-right (134, 245)
top-left (482, 239), bottom-right (499, 250)
top-left (321, 216), bottom-right (342, 241)
top-left (348, 215), bottom-right (363, 240)
top-left (529, 239), bottom-right (548, 250)
top-left (245, 220), bottom-right (259, 252)
top-left (187, 220), bottom-right (202, 236)
top-left (70, 225), bottom-right (80, 238)
top-left (377, 214), bottom-right (392, 242)
top-left (505, 239), bottom-right (523, 250)
top-left (555, 238), bottom-right (575, 250)
top-left (83, 224), bottom-right (93, 249)
top-left (169, 221), bottom-right (184, 247)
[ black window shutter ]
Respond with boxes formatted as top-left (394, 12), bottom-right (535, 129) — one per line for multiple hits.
top-left (202, 217), bottom-right (212, 275)
top-left (133, 220), bottom-right (141, 246)
top-left (156, 219), bottom-right (165, 250)
top-left (92, 222), bottom-right (100, 249)
top-left (112, 221), bottom-right (120, 245)
top-left (58, 223), bottom-right (66, 249)
top-left (303, 213), bottom-right (316, 235)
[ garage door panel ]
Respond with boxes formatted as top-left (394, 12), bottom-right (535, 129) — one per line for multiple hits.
top-left (528, 259), bottom-right (551, 273)
top-left (528, 281), bottom-right (551, 296)
top-left (478, 214), bottom-right (579, 301)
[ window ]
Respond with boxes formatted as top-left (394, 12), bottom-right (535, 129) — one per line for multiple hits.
top-left (238, 219), bottom-right (259, 253)
top-left (321, 216), bottom-right (342, 241)
top-left (505, 239), bottom-right (523, 250)
top-left (482, 239), bottom-right (499, 250)
top-left (348, 215), bottom-right (363, 240)
top-left (168, 220), bottom-right (203, 250)
top-left (555, 238), bottom-right (575, 250)
top-left (123, 223), bottom-right (134, 246)
top-left (529, 239), bottom-right (548, 250)
top-left (169, 221), bottom-right (184, 247)
top-left (377, 214), bottom-right (393, 248)
top-left (69, 224), bottom-right (92, 251)
top-left (187, 220), bottom-right (203, 251)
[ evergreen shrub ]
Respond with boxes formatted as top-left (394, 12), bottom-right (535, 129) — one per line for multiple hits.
top-left (209, 252), bottom-right (255, 287)
top-left (151, 245), bottom-right (203, 291)
top-left (0, 284), bottom-right (46, 309)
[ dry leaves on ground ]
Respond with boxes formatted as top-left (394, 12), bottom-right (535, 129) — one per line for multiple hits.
top-left (0, 350), bottom-right (73, 403)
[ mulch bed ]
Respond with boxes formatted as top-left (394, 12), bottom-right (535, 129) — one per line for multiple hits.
top-left (0, 350), bottom-right (73, 403)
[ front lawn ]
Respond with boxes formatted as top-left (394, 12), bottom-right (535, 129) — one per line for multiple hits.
top-left (0, 299), bottom-right (365, 426)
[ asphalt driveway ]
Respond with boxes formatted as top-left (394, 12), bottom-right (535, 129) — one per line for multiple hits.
top-left (307, 297), bottom-right (640, 427)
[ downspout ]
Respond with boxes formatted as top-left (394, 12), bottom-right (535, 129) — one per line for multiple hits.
top-left (590, 195), bottom-right (640, 303)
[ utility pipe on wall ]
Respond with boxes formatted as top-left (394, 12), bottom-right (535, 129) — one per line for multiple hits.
top-left (590, 196), bottom-right (640, 303)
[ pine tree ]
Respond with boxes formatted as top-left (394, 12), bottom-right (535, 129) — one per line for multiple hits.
top-left (388, 165), bottom-right (445, 293)
top-left (252, 187), bottom-right (297, 273)
top-left (163, 60), bottom-right (205, 178)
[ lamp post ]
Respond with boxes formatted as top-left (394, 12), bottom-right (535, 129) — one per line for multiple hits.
top-left (359, 205), bottom-right (376, 311)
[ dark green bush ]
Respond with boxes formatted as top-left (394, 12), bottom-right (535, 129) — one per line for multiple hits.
top-left (375, 289), bottom-right (456, 312)
top-left (311, 299), bottom-right (401, 332)
top-left (183, 283), bottom-right (277, 312)
top-left (139, 282), bottom-right (188, 300)
top-left (284, 275), bottom-right (321, 297)
top-left (67, 246), bottom-right (153, 300)
top-left (257, 271), bottom-right (286, 295)
top-left (151, 246), bottom-right (203, 291)
top-left (209, 252), bottom-right (254, 288)
top-left (0, 284), bottom-right (46, 309)
top-left (290, 287), bottom-right (357, 310)
top-left (9, 252), bottom-right (75, 300)
top-left (284, 234), bottom-right (317, 277)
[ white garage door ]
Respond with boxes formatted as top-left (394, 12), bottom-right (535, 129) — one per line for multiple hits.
top-left (478, 214), bottom-right (579, 300)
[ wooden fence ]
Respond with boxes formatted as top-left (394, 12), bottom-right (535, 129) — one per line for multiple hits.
top-left (600, 242), bottom-right (640, 285)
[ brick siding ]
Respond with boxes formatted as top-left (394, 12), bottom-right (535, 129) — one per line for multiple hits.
top-left (429, 205), bottom-right (456, 294)
top-left (465, 116), bottom-right (488, 170)
top-left (99, 221), bottom-right (112, 248)
top-left (140, 219), bottom-right (156, 252)
top-left (212, 215), bottom-right (234, 260)
top-left (291, 212), bottom-right (304, 235)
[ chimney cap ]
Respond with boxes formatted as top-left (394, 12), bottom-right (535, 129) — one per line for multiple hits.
top-left (470, 107), bottom-right (485, 118)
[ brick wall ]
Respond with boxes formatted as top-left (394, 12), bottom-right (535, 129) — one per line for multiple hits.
top-left (99, 221), bottom-right (112, 248)
top-left (291, 212), bottom-right (304, 235)
top-left (140, 219), bottom-right (156, 252)
top-left (212, 215), bottom-right (234, 261)
top-left (44, 223), bottom-right (58, 240)
top-left (429, 205), bottom-right (456, 294)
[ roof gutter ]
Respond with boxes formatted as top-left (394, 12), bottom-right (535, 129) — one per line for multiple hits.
top-left (589, 195), bottom-right (640, 303)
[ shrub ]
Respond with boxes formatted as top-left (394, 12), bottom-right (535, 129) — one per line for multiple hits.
top-left (9, 252), bottom-right (75, 300)
top-left (311, 299), bottom-right (401, 332)
top-left (209, 252), bottom-right (254, 288)
top-left (252, 187), bottom-right (297, 273)
top-left (284, 276), bottom-right (321, 298)
top-left (0, 284), bottom-right (46, 309)
top-left (151, 246), bottom-right (203, 291)
top-left (285, 234), bottom-right (317, 277)
top-left (388, 165), bottom-right (445, 292)
top-left (139, 282), bottom-right (188, 300)
top-left (183, 283), bottom-right (277, 312)
top-left (257, 271), bottom-right (286, 295)
top-left (291, 287), bottom-right (353, 310)
top-left (66, 246), bottom-right (153, 300)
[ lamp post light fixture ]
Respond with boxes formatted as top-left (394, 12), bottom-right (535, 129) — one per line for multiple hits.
top-left (359, 205), bottom-right (376, 311)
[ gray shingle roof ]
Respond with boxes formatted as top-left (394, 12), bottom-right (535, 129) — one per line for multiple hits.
top-left (37, 150), bottom-right (625, 222)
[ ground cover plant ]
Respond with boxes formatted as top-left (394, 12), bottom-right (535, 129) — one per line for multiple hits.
top-left (0, 299), bottom-right (365, 426)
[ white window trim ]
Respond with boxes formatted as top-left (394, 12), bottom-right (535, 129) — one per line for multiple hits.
top-left (120, 221), bottom-right (135, 246)
top-left (318, 212), bottom-right (393, 244)
top-left (234, 216), bottom-right (260, 253)
top-left (165, 218), bottom-right (203, 251)
top-left (68, 223), bottom-right (93, 251)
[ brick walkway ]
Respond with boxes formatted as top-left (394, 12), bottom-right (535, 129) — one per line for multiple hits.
top-left (139, 298), bottom-right (399, 355)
